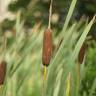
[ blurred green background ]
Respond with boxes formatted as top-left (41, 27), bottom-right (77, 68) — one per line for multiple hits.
top-left (1, 0), bottom-right (96, 30)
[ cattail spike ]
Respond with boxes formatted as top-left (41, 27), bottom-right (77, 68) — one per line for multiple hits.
top-left (0, 61), bottom-right (7, 85)
top-left (78, 43), bottom-right (87, 64)
top-left (44, 66), bottom-right (47, 80)
top-left (42, 28), bottom-right (53, 66)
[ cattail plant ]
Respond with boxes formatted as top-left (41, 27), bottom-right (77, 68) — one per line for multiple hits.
top-left (0, 0), bottom-right (95, 96)
top-left (42, 0), bottom-right (53, 96)
top-left (42, 0), bottom-right (53, 67)
top-left (42, 0), bottom-right (53, 81)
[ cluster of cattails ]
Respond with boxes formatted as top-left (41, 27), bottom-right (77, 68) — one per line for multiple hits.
top-left (42, 31), bottom-right (87, 65)
top-left (0, 60), bottom-right (7, 85)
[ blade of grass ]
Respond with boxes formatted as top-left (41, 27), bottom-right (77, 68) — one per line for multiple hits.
top-left (89, 78), bottom-right (96, 96)
top-left (61, 0), bottom-right (77, 35)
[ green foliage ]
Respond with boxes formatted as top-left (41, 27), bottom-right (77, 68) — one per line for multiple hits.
top-left (2, 0), bottom-right (96, 31)
top-left (1, 19), bottom-right (15, 31)
top-left (45, 0), bottom-right (95, 96)
top-left (8, 0), bottom-right (31, 12)
top-left (0, 0), bottom-right (96, 96)
top-left (80, 41), bottom-right (96, 96)
top-left (0, 12), bottom-right (43, 96)
top-left (78, 0), bottom-right (96, 17)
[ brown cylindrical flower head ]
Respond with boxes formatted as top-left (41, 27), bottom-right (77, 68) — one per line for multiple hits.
top-left (78, 43), bottom-right (87, 64)
top-left (0, 61), bottom-right (7, 85)
top-left (42, 28), bottom-right (53, 66)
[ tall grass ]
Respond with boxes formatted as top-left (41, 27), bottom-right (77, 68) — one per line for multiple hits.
top-left (0, 0), bottom-right (96, 96)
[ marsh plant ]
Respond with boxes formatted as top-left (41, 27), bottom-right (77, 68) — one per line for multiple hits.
top-left (0, 0), bottom-right (96, 96)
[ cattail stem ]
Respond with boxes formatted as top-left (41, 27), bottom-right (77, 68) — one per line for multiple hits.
top-left (66, 72), bottom-right (71, 96)
top-left (75, 63), bottom-right (80, 96)
top-left (44, 66), bottom-right (47, 81)
top-left (76, 63), bottom-right (80, 83)
top-left (42, 66), bottom-right (47, 96)
top-left (48, 0), bottom-right (53, 29)
top-left (0, 86), bottom-right (3, 96)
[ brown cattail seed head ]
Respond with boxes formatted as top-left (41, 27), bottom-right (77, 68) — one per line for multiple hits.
top-left (42, 28), bottom-right (53, 66)
top-left (0, 61), bottom-right (7, 85)
top-left (78, 43), bottom-right (87, 64)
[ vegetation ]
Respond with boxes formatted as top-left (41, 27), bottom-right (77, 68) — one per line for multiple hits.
top-left (0, 0), bottom-right (96, 96)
